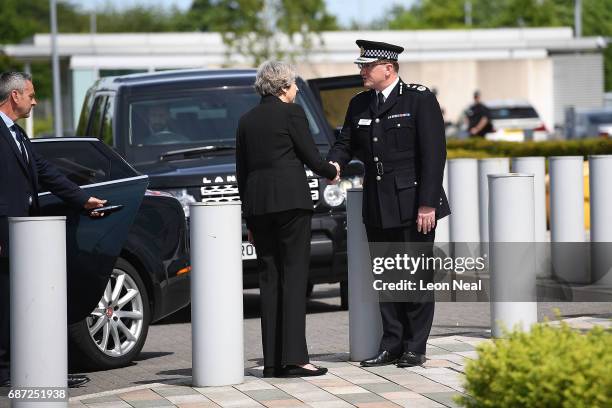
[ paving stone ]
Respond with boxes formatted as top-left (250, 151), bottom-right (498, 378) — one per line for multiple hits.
top-left (242, 389), bottom-right (294, 402)
top-left (81, 395), bottom-right (125, 404)
top-left (155, 387), bottom-right (202, 397)
top-left (260, 399), bottom-right (307, 407)
top-left (175, 403), bottom-right (220, 408)
top-left (388, 397), bottom-right (445, 407)
top-left (83, 402), bottom-right (133, 408)
top-left (283, 390), bottom-right (339, 403)
top-left (128, 400), bottom-right (176, 408)
top-left (119, 389), bottom-right (166, 401)
top-left (336, 392), bottom-right (387, 405)
top-left (431, 343), bottom-right (475, 353)
top-left (196, 387), bottom-right (262, 408)
top-left (235, 379), bottom-right (277, 392)
top-left (322, 386), bottom-right (371, 395)
top-left (308, 401), bottom-right (354, 408)
top-left (165, 394), bottom-right (213, 404)
top-left (358, 383), bottom-right (406, 394)
top-left (455, 351), bottom-right (478, 360)
top-left (421, 392), bottom-right (465, 408)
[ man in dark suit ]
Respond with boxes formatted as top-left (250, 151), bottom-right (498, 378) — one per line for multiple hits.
top-left (327, 41), bottom-right (450, 367)
top-left (0, 72), bottom-right (107, 387)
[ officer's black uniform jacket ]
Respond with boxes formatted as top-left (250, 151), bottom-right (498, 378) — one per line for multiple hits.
top-left (327, 79), bottom-right (450, 229)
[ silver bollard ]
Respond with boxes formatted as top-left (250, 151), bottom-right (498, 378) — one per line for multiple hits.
top-left (434, 163), bottom-right (450, 243)
top-left (9, 217), bottom-right (68, 408)
top-left (346, 189), bottom-right (383, 362)
top-left (549, 156), bottom-right (587, 283)
top-left (190, 202), bottom-right (244, 387)
top-left (512, 157), bottom-right (550, 277)
top-left (478, 158), bottom-right (509, 243)
top-left (448, 159), bottom-right (480, 243)
top-left (488, 175), bottom-right (537, 338)
top-left (589, 155), bottom-right (612, 285)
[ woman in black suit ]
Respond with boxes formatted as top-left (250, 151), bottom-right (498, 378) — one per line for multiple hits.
top-left (236, 61), bottom-right (339, 378)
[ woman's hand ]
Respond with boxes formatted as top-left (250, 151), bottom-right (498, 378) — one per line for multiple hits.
top-left (416, 206), bottom-right (436, 234)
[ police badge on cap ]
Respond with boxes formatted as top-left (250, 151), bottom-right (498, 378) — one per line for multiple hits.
top-left (354, 39), bottom-right (404, 64)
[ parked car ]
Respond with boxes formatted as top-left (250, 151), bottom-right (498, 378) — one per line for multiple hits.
top-left (564, 107), bottom-right (612, 139)
top-left (76, 70), bottom-right (367, 308)
top-left (31, 137), bottom-right (190, 369)
top-left (457, 99), bottom-right (550, 141)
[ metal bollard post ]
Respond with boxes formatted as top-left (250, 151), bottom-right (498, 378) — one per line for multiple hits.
top-left (478, 158), bottom-right (509, 243)
top-left (346, 189), bottom-right (383, 362)
top-left (589, 155), bottom-right (612, 285)
top-left (512, 157), bottom-right (550, 278)
top-left (549, 156), bottom-right (587, 283)
top-left (448, 159), bottom-right (480, 262)
top-left (488, 175), bottom-right (537, 338)
top-left (435, 163), bottom-right (450, 243)
top-left (9, 217), bottom-right (68, 408)
top-left (190, 202), bottom-right (244, 387)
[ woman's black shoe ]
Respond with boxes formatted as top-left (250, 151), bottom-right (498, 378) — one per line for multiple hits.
top-left (262, 367), bottom-right (283, 378)
top-left (283, 365), bottom-right (327, 377)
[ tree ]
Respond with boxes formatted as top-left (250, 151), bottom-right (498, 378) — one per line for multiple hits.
top-left (184, 0), bottom-right (338, 66)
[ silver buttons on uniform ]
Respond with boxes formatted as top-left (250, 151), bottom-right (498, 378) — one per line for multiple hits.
top-left (373, 157), bottom-right (379, 162)
top-left (376, 176), bottom-right (381, 181)
top-left (375, 118), bottom-right (380, 123)
top-left (373, 137), bottom-right (378, 142)
top-left (397, 123), bottom-right (401, 127)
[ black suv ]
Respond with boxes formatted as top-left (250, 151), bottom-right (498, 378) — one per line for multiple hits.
top-left (76, 69), bottom-right (365, 308)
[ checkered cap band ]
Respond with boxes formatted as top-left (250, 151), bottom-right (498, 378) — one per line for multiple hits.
top-left (362, 48), bottom-right (398, 61)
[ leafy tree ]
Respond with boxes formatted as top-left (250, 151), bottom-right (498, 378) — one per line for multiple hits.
top-left (184, 0), bottom-right (338, 66)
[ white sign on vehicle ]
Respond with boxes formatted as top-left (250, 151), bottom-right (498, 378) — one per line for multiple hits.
top-left (242, 242), bottom-right (257, 260)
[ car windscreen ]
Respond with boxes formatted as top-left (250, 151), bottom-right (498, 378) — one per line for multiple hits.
top-left (127, 86), bottom-right (326, 149)
top-left (490, 107), bottom-right (538, 120)
top-left (586, 112), bottom-right (612, 125)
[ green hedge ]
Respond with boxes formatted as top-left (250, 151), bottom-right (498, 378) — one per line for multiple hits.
top-left (447, 138), bottom-right (612, 159)
top-left (457, 322), bottom-right (612, 408)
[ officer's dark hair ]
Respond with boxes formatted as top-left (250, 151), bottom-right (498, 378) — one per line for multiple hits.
top-left (0, 72), bottom-right (32, 103)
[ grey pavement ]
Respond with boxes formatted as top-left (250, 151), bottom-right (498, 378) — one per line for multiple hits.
top-left (0, 284), bottom-right (610, 407)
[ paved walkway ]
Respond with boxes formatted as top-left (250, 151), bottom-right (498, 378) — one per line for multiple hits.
top-left (68, 316), bottom-right (609, 408)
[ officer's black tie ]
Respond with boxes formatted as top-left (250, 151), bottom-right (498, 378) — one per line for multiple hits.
top-left (10, 125), bottom-right (29, 165)
top-left (377, 92), bottom-right (385, 112)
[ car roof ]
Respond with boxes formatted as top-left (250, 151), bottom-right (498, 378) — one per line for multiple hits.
top-left (484, 99), bottom-right (534, 109)
top-left (93, 68), bottom-right (258, 91)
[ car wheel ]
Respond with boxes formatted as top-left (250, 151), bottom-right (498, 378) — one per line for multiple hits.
top-left (340, 280), bottom-right (348, 310)
top-left (68, 258), bottom-right (150, 370)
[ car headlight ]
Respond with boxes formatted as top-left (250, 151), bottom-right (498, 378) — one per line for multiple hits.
top-left (164, 188), bottom-right (196, 217)
top-left (323, 176), bottom-right (364, 207)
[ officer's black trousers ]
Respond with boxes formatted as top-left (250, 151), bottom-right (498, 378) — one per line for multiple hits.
top-left (366, 224), bottom-right (435, 356)
top-left (248, 209), bottom-right (312, 368)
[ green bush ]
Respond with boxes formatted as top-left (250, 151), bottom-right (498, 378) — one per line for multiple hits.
top-left (447, 138), bottom-right (612, 158)
top-left (457, 322), bottom-right (612, 408)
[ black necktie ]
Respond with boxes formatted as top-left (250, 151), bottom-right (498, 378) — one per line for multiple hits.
top-left (377, 92), bottom-right (385, 112)
top-left (11, 125), bottom-right (29, 165)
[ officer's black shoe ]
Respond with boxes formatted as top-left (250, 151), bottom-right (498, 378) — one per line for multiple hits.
top-left (396, 351), bottom-right (426, 367)
top-left (282, 365), bottom-right (327, 377)
top-left (360, 350), bottom-right (399, 367)
top-left (68, 374), bottom-right (90, 388)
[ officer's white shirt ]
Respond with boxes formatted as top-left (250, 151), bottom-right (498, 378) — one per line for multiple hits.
top-left (376, 77), bottom-right (399, 103)
top-left (0, 110), bottom-right (27, 158)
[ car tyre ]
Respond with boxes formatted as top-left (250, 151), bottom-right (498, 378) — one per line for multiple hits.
top-left (68, 258), bottom-right (150, 370)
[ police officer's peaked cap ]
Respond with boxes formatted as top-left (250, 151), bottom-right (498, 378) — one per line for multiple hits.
top-left (354, 39), bottom-right (404, 64)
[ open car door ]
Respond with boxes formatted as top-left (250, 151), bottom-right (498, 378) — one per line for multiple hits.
top-left (307, 74), bottom-right (366, 131)
top-left (31, 138), bottom-right (148, 324)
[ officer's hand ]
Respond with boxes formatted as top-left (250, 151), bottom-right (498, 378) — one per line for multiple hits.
top-left (329, 161), bottom-right (341, 184)
top-left (417, 206), bottom-right (436, 234)
top-left (84, 197), bottom-right (107, 218)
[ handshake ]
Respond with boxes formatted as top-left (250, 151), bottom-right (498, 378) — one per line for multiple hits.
top-left (328, 161), bottom-right (341, 184)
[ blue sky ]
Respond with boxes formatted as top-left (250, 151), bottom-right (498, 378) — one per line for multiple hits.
top-left (71, 0), bottom-right (410, 27)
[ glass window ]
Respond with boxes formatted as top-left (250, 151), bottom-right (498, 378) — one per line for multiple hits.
top-left (32, 142), bottom-right (112, 188)
top-left (490, 107), bottom-right (538, 120)
top-left (127, 86), bottom-right (328, 148)
top-left (76, 88), bottom-right (95, 136)
top-left (316, 86), bottom-right (364, 129)
top-left (100, 96), bottom-right (115, 146)
top-left (88, 95), bottom-right (108, 138)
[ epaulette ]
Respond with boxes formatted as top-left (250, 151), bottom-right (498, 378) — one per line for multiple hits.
top-left (406, 83), bottom-right (430, 92)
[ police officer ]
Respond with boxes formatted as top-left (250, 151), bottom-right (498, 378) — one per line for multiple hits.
top-left (465, 90), bottom-right (493, 137)
top-left (327, 40), bottom-right (450, 367)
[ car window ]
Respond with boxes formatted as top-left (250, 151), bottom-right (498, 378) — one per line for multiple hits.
top-left (100, 96), bottom-right (115, 146)
top-left (76, 88), bottom-right (95, 136)
top-left (586, 112), bottom-right (612, 125)
top-left (88, 95), bottom-right (108, 138)
top-left (490, 107), bottom-right (538, 120)
top-left (32, 141), bottom-right (136, 189)
top-left (127, 85), bottom-right (327, 148)
top-left (316, 86), bottom-right (364, 129)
